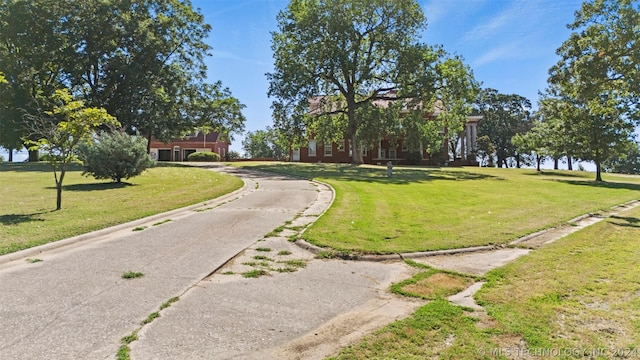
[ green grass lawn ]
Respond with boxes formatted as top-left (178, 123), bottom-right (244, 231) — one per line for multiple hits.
top-left (329, 203), bottom-right (640, 359)
top-left (0, 162), bottom-right (243, 255)
top-left (234, 162), bottom-right (640, 254)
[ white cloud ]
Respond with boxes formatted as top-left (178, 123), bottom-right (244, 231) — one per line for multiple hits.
top-left (211, 50), bottom-right (268, 66)
top-left (473, 43), bottom-right (519, 67)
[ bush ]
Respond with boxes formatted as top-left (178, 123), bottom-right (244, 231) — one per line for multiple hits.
top-left (78, 131), bottom-right (153, 183)
top-left (406, 151), bottom-right (423, 165)
top-left (227, 150), bottom-right (242, 160)
top-left (187, 151), bottom-right (221, 162)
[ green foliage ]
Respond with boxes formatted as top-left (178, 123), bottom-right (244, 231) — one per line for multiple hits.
top-left (187, 151), bottom-right (221, 162)
top-left (78, 131), bottom-right (153, 183)
top-left (227, 150), bottom-right (242, 160)
top-left (405, 151), bottom-right (423, 165)
top-left (26, 89), bottom-right (120, 209)
top-left (475, 88), bottom-right (532, 168)
top-left (121, 271), bottom-right (144, 279)
top-left (242, 128), bottom-right (286, 159)
top-left (0, 0), bottom-right (246, 151)
top-left (268, 0), bottom-right (477, 164)
top-left (548, 0), bottom-right (639, 181)
top-left (604, 141), bottom-right (640, 174)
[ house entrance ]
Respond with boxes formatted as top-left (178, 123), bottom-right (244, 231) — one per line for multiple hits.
top-left (292, 149), bottom-right (300, 161)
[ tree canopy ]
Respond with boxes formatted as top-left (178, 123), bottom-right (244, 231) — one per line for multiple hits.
top-left (475, 89), bottom-right (532, 168)
top-left (0, 0), bottom-right (245, 158)
top-left (547, 0), bottom-right (639, 181)
top-left (268, 0), bottom-right (478, 164)
top-left (26, 89), bottom-right (120, 210)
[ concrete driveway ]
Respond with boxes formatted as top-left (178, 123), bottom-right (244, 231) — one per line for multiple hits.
top-left (0, 166), bottom-right (420, 360)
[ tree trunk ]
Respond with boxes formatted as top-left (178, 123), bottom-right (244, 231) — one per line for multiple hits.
top-left (146, 129), bottom-right (153, 154)
top-left (595, 161), bottom-right (603, 182)
top-left (536, 155), bottom-right (541, 172)
top-left (7, 148), bottom-right (13, 162)
top-left (567, 156), bottom-right (573, 170)
top-left (28, 149), bottom-right (39, 162)
top-left (350, 133), bottom-right (362, 164)
top-left (56, 183), bottom-right (62, 210)
top-left (515, 154), bottom-right (521, 168)
top-left (554, 158), bottom-right (559, 170)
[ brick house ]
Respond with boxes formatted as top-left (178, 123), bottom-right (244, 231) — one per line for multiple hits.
top-left (292, 96), bottom-right (481, 165)
top-left (149, 131), bottom-right (229, 161)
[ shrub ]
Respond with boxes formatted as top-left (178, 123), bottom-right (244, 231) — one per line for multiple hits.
top-left (78, 131), bottom-right (153, 183)
top-left (187, 151), bottom-right (220, 162)
top-left (406, 151), bottom-right (423, 165)
top-left (227, 150), bottom-right (242, 160)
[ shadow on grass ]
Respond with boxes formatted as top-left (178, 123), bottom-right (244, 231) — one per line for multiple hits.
top-left (244, 163), bottom-right (499, 184)
top-left (0, 211), bottom-right (51, 225)
top-left (550, 179), bottom-right (640, 192)
top-left (0, 162), bottom-right (84, 173)
top-left (609, 215), bottom-right (640, 228)
top-left (61, 182), bottom-right (134, 191)
top-left (525, 170), bottom-right (591, 179)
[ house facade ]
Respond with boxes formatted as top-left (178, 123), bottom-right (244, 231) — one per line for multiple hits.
top-left (149, 132), bottom-right (229, 161)
top-left (293, 96), bottom-right (482, 165)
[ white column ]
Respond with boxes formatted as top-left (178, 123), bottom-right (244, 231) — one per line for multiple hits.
top-left (471, 123), bottom-right (477, 152)
top-left (460, 130), bottom-right (466, 160)
top-left (465, 123), bottom-right (472, 158)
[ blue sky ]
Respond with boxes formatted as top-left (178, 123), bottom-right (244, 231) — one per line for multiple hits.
top-left (2, 0), bottom-right (586, 160)
top-left (192, 0), bottom-right (585, 153)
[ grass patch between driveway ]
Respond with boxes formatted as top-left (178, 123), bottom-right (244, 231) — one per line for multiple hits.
top-left (236, 162), bottom-right (640, 254)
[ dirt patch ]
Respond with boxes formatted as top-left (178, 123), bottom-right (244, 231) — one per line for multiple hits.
top-left (403, 272), bottom-right (475, 299)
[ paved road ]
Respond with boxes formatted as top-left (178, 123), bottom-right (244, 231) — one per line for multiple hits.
top-left (0, 167), bottom-right (418, 360)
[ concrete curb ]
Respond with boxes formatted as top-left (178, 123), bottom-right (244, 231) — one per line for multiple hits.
top-left (0, 176), bottom-right (253, 266)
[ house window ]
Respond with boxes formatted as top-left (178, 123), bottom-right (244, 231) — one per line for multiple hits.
top-left (402, 141), bottom-right (408, 152)
top-left (389, 149), bottom-right (396, 159)
top-left (324, 143), bottom-right (332, 157)
top-left (338, 139), bottom-right (345, 151)
top-left (380, 149), bottom-right (386, 159)
top-left (308, 140), bottom-right (317, 157)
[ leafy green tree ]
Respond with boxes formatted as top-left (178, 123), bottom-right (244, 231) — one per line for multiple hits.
top-left (548, 0), bottom-right (639, 181)
top-left (271, 100), bottom-right (307, 161)
top-left (26, 89), bottom-right (119, 210)
top-left (78, 131), bottom-right (153, 183)
top-left (0, 1), bottom-right (69, 160)
top-left (475, 89), bottom-right (532, 168)
top-left (242, 128), bottom-right (287, 160)
top-left (0, 0), bottom-right (246, 154)
top-left (512, 115), bottom-right (555, 172)
top-left (268, 0), bottom-right (477, 164)
top-left (603, 142), bottom-right (640, 174)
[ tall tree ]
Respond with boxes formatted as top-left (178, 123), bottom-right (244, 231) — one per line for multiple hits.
top-left (0, 0), bottom-right (70, 160)
top-left (0, 0), bottom-right (246, 155)
top-left (242, 128), bottom-right (286, 160)
top-left (548, 0), bottom-right (639, 181)
top-left (475, 89), bottom-right (532, 168)
top-left (268, 0), bottom-right (477, 165)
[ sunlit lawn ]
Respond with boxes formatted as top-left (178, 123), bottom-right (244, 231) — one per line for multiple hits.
top-left (235, 162), bottom-right (640, 254)
top-left (0, 162), bottom-right (243, 255)
top-left (329, 199), bottom-right (640, 360)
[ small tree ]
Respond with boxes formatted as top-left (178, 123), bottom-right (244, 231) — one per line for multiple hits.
top-left (27, 89), bottom-right (119, 209)
top-left (78, 131), bottom-right (153, 183)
